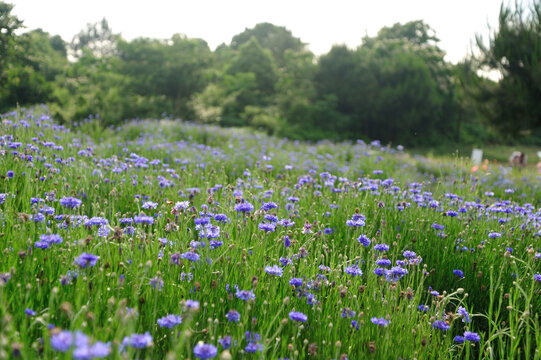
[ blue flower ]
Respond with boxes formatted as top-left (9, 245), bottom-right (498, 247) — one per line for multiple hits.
top-left (226, 310), bottom-right (240, 322)
top-left (464, 331), bottom-right (480, 342)
top-left (432, 320), bottom-right (450, 330)
top-left (371, 317), bottom-right (390, 327)
top-left (157, 314), bottom-right (182, 328)
top-left (74, 253), bottom-right (99, 268)
top-left (193, 343), bottom-right (218, 359)
top-left (264, 265), bottom-right (283, 277)
top-left (453, 269), bottom-right (464, 278)
top-left (50, 331), bottom-right (73, 352)
top-left (289, 311), bottom-right (307, 322)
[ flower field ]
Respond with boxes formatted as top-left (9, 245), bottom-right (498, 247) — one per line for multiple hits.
top-left (0, 107), bottom-right (540, 359)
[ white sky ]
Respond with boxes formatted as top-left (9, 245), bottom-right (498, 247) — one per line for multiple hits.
top-left (9, 0), bottom-right (528, 64)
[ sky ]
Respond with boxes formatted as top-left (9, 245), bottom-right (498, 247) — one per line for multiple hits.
top-left (9, 0), bottom-right (528, 64)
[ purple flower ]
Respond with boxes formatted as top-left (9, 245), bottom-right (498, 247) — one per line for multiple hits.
top-left (371, 317), bottom-right (390, 327)
top-left (181, 251), bottom-right (200, 262)
top-left (289, 311), bottom-right (307, 322)
top-left (488, 232), bottom-right (501, 238)
top-left (283, 235), bottom-right (291, 248)
top-left (74, 253), bottom-right (99, 268)
top-left (376, 259), bottom-right (391, 267)
top-left (236, 289), bottom-right (255, 301)
top-left (344, 265), bottom-right (363, 276)
top-left (186, 300), bottom-right (200, 309)
top-left (258, 222), bottom-right (276, 232)
top-left (533, 274), bottom-right (541, 282)
top-left (25, 308), bottom-right (36, 316)
top-left (454, 335), bottom-right (465, 343)
top-left (431, 223), bottom-right (444, 230)
top-left (193, 343), bottom-right (218, 359)
top-left (234, 202), bottom-right (254, 213)
top-left (89, 341), bottom-right (111, 358)
top-left (432, 320), bottom-right (450, 330)
top-left (59, 197), bottom-right (82, 209)
top-left (122, 332), bottom-right (152, 349)
top-left (157, 314), bottom-right (182, 328)
top-left (226, 310), bottom-right (240, 322)
top-left (289, 278), bottom-right (303, 286)
top-left (134, 215), bottom-right (154, 224)
top-left (418, 305), bottom-right (429, 312)
top-left (51, 331), bottom-right (74, 352)
top-left (264, 265), bottom-right (283, 277)
top-left (6, 170), bottom-right (14, 178)
top-left (457, 306), bottom-right (470, 323)
top-left (374, 243), bottom-right (389, 251)
top-left (218, 336), bottom-right (232, 349)
top-left (464, 331), bottom-right (480, 342)
top-left (385, 266), bottom-right (408, 282)
top-left (453, 269), bottom-right (464, 278)
top-left (403, 250), bottom-right (416, 258)
top-left (358, 234), bottom-right (371, 247)
top-left (277, 219), bottom-right (295, 227)
top-left (149, 276), bottom-right (164, 290)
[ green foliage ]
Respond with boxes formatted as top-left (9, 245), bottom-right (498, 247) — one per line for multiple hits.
top-left (230, 22), bottom-right (305, 67)
top-left (471, 0), bottom-right (541, 138)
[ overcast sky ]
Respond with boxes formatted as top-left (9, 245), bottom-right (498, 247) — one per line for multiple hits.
top-left (10, 0), bottom-right (527, 63)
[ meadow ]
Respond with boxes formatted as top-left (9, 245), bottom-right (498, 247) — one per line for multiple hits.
top-left (0, 106), bottom-right (540, 359)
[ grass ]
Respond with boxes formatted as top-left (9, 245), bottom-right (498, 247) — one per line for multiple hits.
top-left (0, 107), bottom-right (539, 359)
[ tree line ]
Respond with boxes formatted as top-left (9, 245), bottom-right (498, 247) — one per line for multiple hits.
top-left (1, 1), bottom-right (540, 147)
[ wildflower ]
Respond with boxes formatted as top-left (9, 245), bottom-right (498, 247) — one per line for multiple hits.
top-left (457, 306), bottom-right (470, 323)
top-left (453, 269), bottom-right (464, 278)
top-left (218, 336), bottom-right (232, 349)
top-left (534, 274), bottom-right (541, 282)
top-left (403, 250), bottom-right (416, 258)
top-left (418, 305), bottom-right (429, 312)
top-left (277, 219), bottom-right (295, 227)
top-left (234, 202), bottom-right (254, 213)
top-left (264, 265), bottom-right (283, 277)
top-left (488, 232), bottom-right (501, 238)
top-left (186, 300), bottom-right (200, 310)
top-left (134, 215), bottom-right (154, 224)
top-left (432, 320), bottom-right (450, 330)
top-left (6, 170), bottom-right (14, 178)
top-left (376, 259), bottom-right (391, 267)
top-left (258, 222), bottom-right (276, 232)
top-left (374, 243), bottom-right (389, 251)
top-left (289, 278), bottom-right (303, 287)
top-left (371, 317), bottom-right (390, 327)
top-left (245, 342), bottom-right (263, 353)
top-left (174, 201), bottom-right (190, 211)
top-left (431, 223), bottom-right (444, 230)
top-left (283, 235), bottom-right (291, 248)
top-left (193, 343), bottom-right (218, 359)
top-left (226, 310), bottom-right (240, 322)
top-left (454, 335), bottom-right (465, 343)
top-left (181, 251), bottom-right (200, 262)
top-left (358, 234), bottom-right (371, 247)
top-left (236, 289), bottom-right (255, 301)
top-left (74, 253), bottom-right (99, 268)
top-left (157, 314), bottom-right (182, 328)
top-left (25, 308), bottom-right (36, 316)
top-left (385, 266), bottom-right (408, 282)
top-left (149, 276), bottom-right (164, 290)
top-left (289, 311), bottom-right (308, 322)
top-left (261, 202), bottom-right (278, 211)
top-left (51, 331), bottom-right (74, 352)
top-left (59, 197), bottom-right (82, 209)
top-left (142, 201), bottom-right (158, 209)
top-left (122, 332), bottom-right (153, 349)
top-left (344, 265), bottom-right (363, 276)
top-left (464, 331), bottom-right (480, 342)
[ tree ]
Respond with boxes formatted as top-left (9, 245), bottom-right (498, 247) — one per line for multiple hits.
top-left (0, 2), bottom-right (23, 80)
top-left (70, 18), bottom-right (118, 59)
top-left (471, 0), bottom-right (541, 138)
top-left (227, 37), bottom-right (278, 98)
top-left (231, 23), bottom-right (305, 68)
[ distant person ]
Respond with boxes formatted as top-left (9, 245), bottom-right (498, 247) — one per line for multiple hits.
top-left (509, 151), bottom-right (526, 167)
